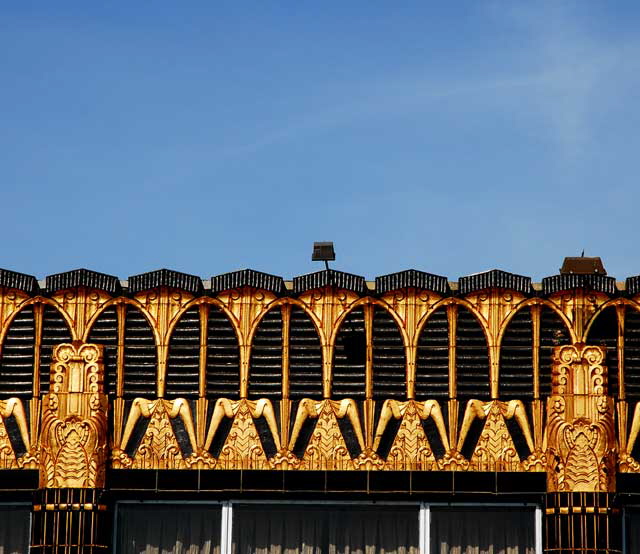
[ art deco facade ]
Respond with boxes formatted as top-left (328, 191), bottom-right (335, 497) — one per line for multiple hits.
top-left (0, 261), bottom-right (638, 553)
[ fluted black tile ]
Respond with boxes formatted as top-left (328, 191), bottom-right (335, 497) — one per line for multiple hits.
top-left (210, 269), bottom-right (285, 294)
top-left (375, 269), bottom-right (449, 295)
top-left (128, 269), bottom-right (203, 295)
top-left (293, 269), bottom-right (366, 295)
top-left (46, 269), bottom-right (120, 294)
top-left (459, 269), bottom-right (532, 295)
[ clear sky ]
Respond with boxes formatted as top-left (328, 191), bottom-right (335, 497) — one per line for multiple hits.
top-left (2, 2), bottom-right (640, 283)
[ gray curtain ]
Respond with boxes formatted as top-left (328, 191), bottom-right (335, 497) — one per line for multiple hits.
top-left (232, 506), bottom-right (418, 554)
top-left (430, 508), bottom-right (535, 554)
top-left (117, 505), bottom-right (221, 554)
top-left (0, 506), bottom-right (30, 554)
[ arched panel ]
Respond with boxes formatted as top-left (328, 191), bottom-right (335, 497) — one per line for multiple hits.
top-left (624, 307), bottom-right (640, 403)
top-left (87, 306), bottom-right (118, 396)
top-left (248, 307), bottom-right (283, 399)
top-left (456, 306), bottom-right (490, 401)
top-left (289, 306), bottom-right (322, 399)
top-left (416, 306), bottom-right (449, 399)
top-left (332, 306), bottom-right (366, 399)
top-left (0, 306), bottom-right (35, 397)
top-left (166, 307), bottom-right (200, 398)
top-left (499, 307), bottom-right (534, 400)
top-left (40, 305), bottom-right (72, 394)
top-left (123, 305), bottom-right (157, 398)
top-left (539, 306), bottom-right (571, 397)
top-left (585, 306), bottom-right (618, 397)
top-left (372, 306), bottom-right (406, 399)
top-left (206, 304), bottom-right (240, 398)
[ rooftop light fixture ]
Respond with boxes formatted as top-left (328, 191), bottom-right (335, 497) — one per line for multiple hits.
top-left (312, 241), bottom-right (335, 271)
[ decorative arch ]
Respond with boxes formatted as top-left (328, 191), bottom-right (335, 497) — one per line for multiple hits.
top-left (247, 297), bottom-right (324, 348)
top-left (497, 298), bottom-right (576, 346)
top-left (415, 297), bottom-right (491, 350)
top-left (84, 298), bottom-right (159, 398)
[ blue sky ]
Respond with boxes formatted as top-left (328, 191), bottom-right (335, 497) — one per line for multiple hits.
top-left (2, 2), bottom-right (640, 282)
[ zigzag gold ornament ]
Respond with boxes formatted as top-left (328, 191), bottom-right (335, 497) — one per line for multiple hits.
top-left (373, 399), bottom-right (449, 470)
top-left (115, 397), bottom-right (198, 469)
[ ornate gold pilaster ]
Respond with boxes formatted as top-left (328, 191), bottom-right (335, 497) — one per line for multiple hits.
top-left (544, 343), bottom-right (619, 554)
top-left (32, 341), bottom-right (110, 553)
top-left (545, 344), bottom-right (615, 493)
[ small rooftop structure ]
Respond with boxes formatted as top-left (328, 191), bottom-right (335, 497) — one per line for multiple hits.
top-left (560, 256), bottom-right (607, 275)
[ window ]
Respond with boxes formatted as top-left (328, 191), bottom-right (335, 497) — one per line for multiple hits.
top-left (430, 507), bottom-right (537, 554)
top-left (0, 504), bottom-right (30, 554)
top-left (114, 502), bottom-right (541, 554)
top-left (116, 504), bottom-right (221, 554)
top-left (233, 504), bottom-right (418, 554)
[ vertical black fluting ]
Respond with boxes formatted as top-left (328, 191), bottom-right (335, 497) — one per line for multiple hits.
top-left (31, 489), bottom-right (111, 554)
top-left (544, 493), bottom-right (621, 554)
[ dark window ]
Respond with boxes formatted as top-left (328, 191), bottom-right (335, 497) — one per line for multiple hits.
top-left (625, 308), bottom-right (640, 403)
top-left (0, 504), bottom-right (30, 553)
top-left (372, 307), bottom-right (406, 399)
top-left (416, 307), bottom-right (449, 399)
top-left (116, 504), bottom-right (221, 554)
top-left (456, 306), bottom-right (490, 401)
top-left (40, 306), bottom-right (72, 394)
top-left (166, 307), bottom-right (201, 398)
top-left (430, 507), bottom-right (535, 553)
top-left (333, 307), bottom-right (366, 399)
top-left (233, 504), bottom-right (418, 554)
top-left (87, 306), bottom-right (118, 396)
top-left (539, 307), bottom-right (570, 397)
top-left (0, 306), bottom-right (35, 397)
top-left (289, 306), bottom-right (322, 399)
top-left (206, 305), bottom-right (240, 398)
top-left (123, 306), bottom-right (157, 398)
top-left (249, 308), bottom-right (283, 399)
top-left (500, 307), bottom-right (534, 399)
top-left (586, 306), bottom-right (619, 397)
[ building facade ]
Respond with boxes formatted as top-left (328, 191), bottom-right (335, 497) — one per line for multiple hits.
top-left (0, 262), bottom-right (637, 553)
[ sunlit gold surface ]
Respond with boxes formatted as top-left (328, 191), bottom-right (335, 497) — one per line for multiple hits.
top-left (0, 282), bottom-right (636, 490)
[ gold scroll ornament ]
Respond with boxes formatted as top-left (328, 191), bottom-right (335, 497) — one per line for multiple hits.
top-left (39, 342), bottom-right (108, 488)
top-left (545, 344), bottom-right (615, 492)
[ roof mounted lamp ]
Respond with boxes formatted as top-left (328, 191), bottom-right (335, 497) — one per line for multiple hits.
top-left (312, 241), bottom-right (336, 271)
